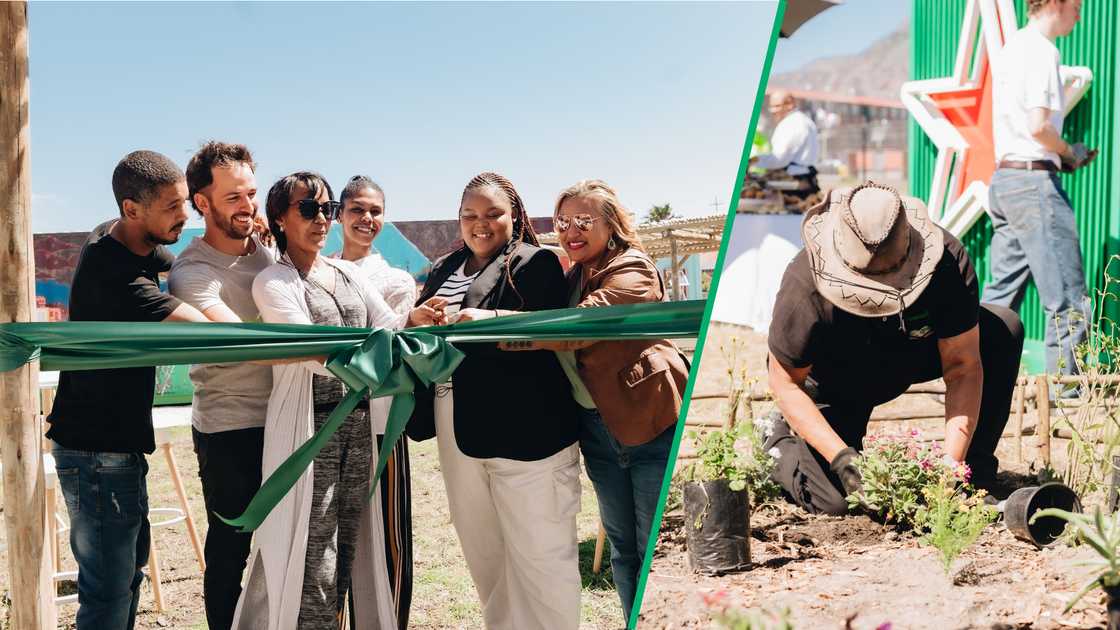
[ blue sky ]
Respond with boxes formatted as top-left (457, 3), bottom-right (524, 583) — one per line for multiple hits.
top-left (771, 0), bottom-right (910, 75)
top-left (29, 1), bottom-right (779, 233)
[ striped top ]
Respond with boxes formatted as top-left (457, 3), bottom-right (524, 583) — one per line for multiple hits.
top-left (435, 262), bottom-right (479, 317)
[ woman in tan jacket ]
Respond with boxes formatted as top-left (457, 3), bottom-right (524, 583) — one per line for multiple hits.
top-left (501, 179), bottom-right (689, 623)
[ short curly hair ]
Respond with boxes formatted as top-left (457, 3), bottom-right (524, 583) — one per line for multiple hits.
top-left (185, 141), bottom-right (256, 214)
top-left (111, 150), bottom-right (184, 214)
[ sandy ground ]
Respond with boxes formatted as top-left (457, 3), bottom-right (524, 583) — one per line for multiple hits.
top-left (0, 409), bottom-right (625, 629)
top-left (639, 322), bottom-right (1111, 630)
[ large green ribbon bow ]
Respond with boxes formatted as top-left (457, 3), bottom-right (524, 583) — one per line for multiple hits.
top-left (0, 300), bottom-right (703, 531)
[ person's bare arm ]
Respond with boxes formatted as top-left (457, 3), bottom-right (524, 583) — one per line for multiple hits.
top-left (938, 324), bottom-right (983, 463)
top-left (768, 351), bottom-right (846, 462)
top-left (162, 301), bottom-right (210, 323)
top-left (201, 302), bottom-right (242, 323)
top-left (1028, 107), bottom-right (1073, 159)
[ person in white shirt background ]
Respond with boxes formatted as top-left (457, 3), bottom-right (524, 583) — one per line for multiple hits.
top-left (749, 89), bottom-right (821, 199)
top-left (983, 0), bottom-right (1096, 385)
top-left (335, 174), bottom-right (418, 627)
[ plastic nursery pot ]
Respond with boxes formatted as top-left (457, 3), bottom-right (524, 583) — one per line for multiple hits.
top-left (1003, 482), bottom-right (1082, 547)
top-left (1105, 584), bottom-right (1120, 630)
top-left (683, 479), bottom-right (750, 575)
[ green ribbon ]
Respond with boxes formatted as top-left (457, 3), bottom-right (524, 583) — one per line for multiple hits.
top-left (0, 300), bottom-right (702, 531)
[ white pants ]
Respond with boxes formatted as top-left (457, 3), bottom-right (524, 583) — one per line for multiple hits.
top-left (435, 388), bottom-right (582, 630)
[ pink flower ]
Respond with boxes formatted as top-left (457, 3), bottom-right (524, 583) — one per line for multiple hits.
top-left (877, 624), bottom-right (893, 630)
top-left (909, 429), bottom-right (920, 438)
top-left (701, 589), bottom-right (729, 609)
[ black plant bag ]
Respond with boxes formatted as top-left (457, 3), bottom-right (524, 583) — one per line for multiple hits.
top-left (683, 479), bottom-right (751, 575)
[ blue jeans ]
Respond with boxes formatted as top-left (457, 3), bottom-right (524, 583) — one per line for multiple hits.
top-left (53, 448), bottom-right (151, 630)
top-left (983, 168), bottom-right (1090, 375)
top-left (578, 408), bottom-right (674, 623)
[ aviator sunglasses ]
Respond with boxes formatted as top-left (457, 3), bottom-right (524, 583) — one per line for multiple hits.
top-left (296, 199), bottom-right (342, 221)
top-left (554, 214), bottom-right (604, 232)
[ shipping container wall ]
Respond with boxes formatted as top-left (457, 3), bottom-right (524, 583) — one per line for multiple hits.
top-left (910, 0), bottom-right (1120, 373)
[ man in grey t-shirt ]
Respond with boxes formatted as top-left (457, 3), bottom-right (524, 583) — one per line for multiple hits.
top-left (168, 141), bottom-right (275, 630)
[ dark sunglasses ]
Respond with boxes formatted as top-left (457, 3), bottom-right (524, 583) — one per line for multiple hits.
top-left (296, 199), bottom-right (342, 221)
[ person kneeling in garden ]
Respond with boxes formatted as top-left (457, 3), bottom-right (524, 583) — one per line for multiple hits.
top-left (764, 183), bottom-right (1025, 515)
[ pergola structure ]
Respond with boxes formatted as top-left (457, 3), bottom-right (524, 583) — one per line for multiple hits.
top-left (538, 214), bottom-right (726, 300)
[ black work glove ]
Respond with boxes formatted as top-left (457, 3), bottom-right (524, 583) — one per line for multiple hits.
top-left (1060, 143), bottom-right (1098, 172)
top-left (830, 447), bottom-right (864, 497)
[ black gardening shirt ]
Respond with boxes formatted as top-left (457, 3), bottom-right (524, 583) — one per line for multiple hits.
top-left (46, 220), bottom-right (182, 454)
top-left (768, 229), bottom-right (979, 407)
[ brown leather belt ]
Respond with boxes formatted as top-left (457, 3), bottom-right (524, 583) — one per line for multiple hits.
top-left (998, 159), bottom-right (1057, 172)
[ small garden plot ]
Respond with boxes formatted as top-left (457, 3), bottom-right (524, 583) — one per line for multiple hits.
top-left (642, 324), bottom-right (1117, 630)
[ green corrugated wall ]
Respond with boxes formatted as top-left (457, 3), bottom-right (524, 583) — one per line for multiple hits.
top-left (910, 0), bottom-right (1120, 373)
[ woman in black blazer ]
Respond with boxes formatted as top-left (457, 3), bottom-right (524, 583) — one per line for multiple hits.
top-left (407, 172), bottom-right (581, 629)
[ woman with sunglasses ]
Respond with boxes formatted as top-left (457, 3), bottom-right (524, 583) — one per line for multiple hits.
top-left (336, 174), bottom-right (417, 628)
top-left (406, 172), bottom-right (582, 630)
top-left (500, 179), bottom-right (689, 624)
top-left (236, 172), bottom-right (443, 630)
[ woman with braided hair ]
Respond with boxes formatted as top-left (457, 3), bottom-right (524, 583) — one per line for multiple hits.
top-left (406, 172), bottom-right (582, 629)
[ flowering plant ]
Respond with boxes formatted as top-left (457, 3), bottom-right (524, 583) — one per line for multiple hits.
top-left (916, 473), bottom-right (997, 572)
top-left (848, 430), bottom-right (972, 529)
top-left (849, 430), bottom-right (997, 572)
top-left (702, 591), bottom-right (794, 630)
top-left (681, 419), bottom-right (781, 505)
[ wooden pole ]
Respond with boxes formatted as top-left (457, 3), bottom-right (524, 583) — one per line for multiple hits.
top-left (1036, 376), bottom-right (1051, 466)
top-left (1014, 382), bottom-right (1024, 463)
top-left (0, 3), bottom-right (55, 627)
top-left (669, 233), bottom-right (681, 301)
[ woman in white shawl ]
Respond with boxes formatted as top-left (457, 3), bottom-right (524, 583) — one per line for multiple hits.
top-left (335, 175), bottom-right (417, 628)
top-left (235, 172), bottom-right (443, 630)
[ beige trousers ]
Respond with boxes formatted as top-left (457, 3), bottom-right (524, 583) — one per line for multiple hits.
top-left (434, 389), bottom-right (582, 630)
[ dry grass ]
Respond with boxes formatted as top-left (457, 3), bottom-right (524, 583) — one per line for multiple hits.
top-left (1, 421), bottom-right (625, 629)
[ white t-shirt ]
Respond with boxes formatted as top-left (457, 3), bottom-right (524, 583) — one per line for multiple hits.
top-left (168, 235), bottom-right (277, 433)
top-left (754, 109), bottom-right (819, 176)
top-left (348, 251), bottom-right (417, 317)
top-left (992, 23), bottom-right (1065, 166)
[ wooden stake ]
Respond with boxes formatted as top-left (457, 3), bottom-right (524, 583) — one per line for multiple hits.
top-left (0, 3), bottom-right (55, 627)
top-left (1014, 382), bottom-right (1024, 463)
top-left (669, 235), bottom-right (681, 301)
top-left (1036, 376), bottom-right (1051, 467)
top-left (592, 523), bottom-right (607, 574)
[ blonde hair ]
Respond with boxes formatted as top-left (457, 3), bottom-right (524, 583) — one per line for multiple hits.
top-left (554, 179), bottom-right (643, 252)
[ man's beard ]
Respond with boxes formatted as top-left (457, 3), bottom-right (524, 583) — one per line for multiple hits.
top-left (147, 222), bottom-right (185, 246)
top-left (214, 209), bottom-right (254, 240)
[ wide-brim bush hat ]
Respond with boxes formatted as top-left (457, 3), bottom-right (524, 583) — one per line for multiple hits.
top-left (801, 181), bottom-right (943, 317)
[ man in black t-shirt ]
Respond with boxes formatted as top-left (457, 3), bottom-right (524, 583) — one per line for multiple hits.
top-left (764, 184), bottom-right (1024, 515)
top-left (47, 150), bottom-right (207, 629)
